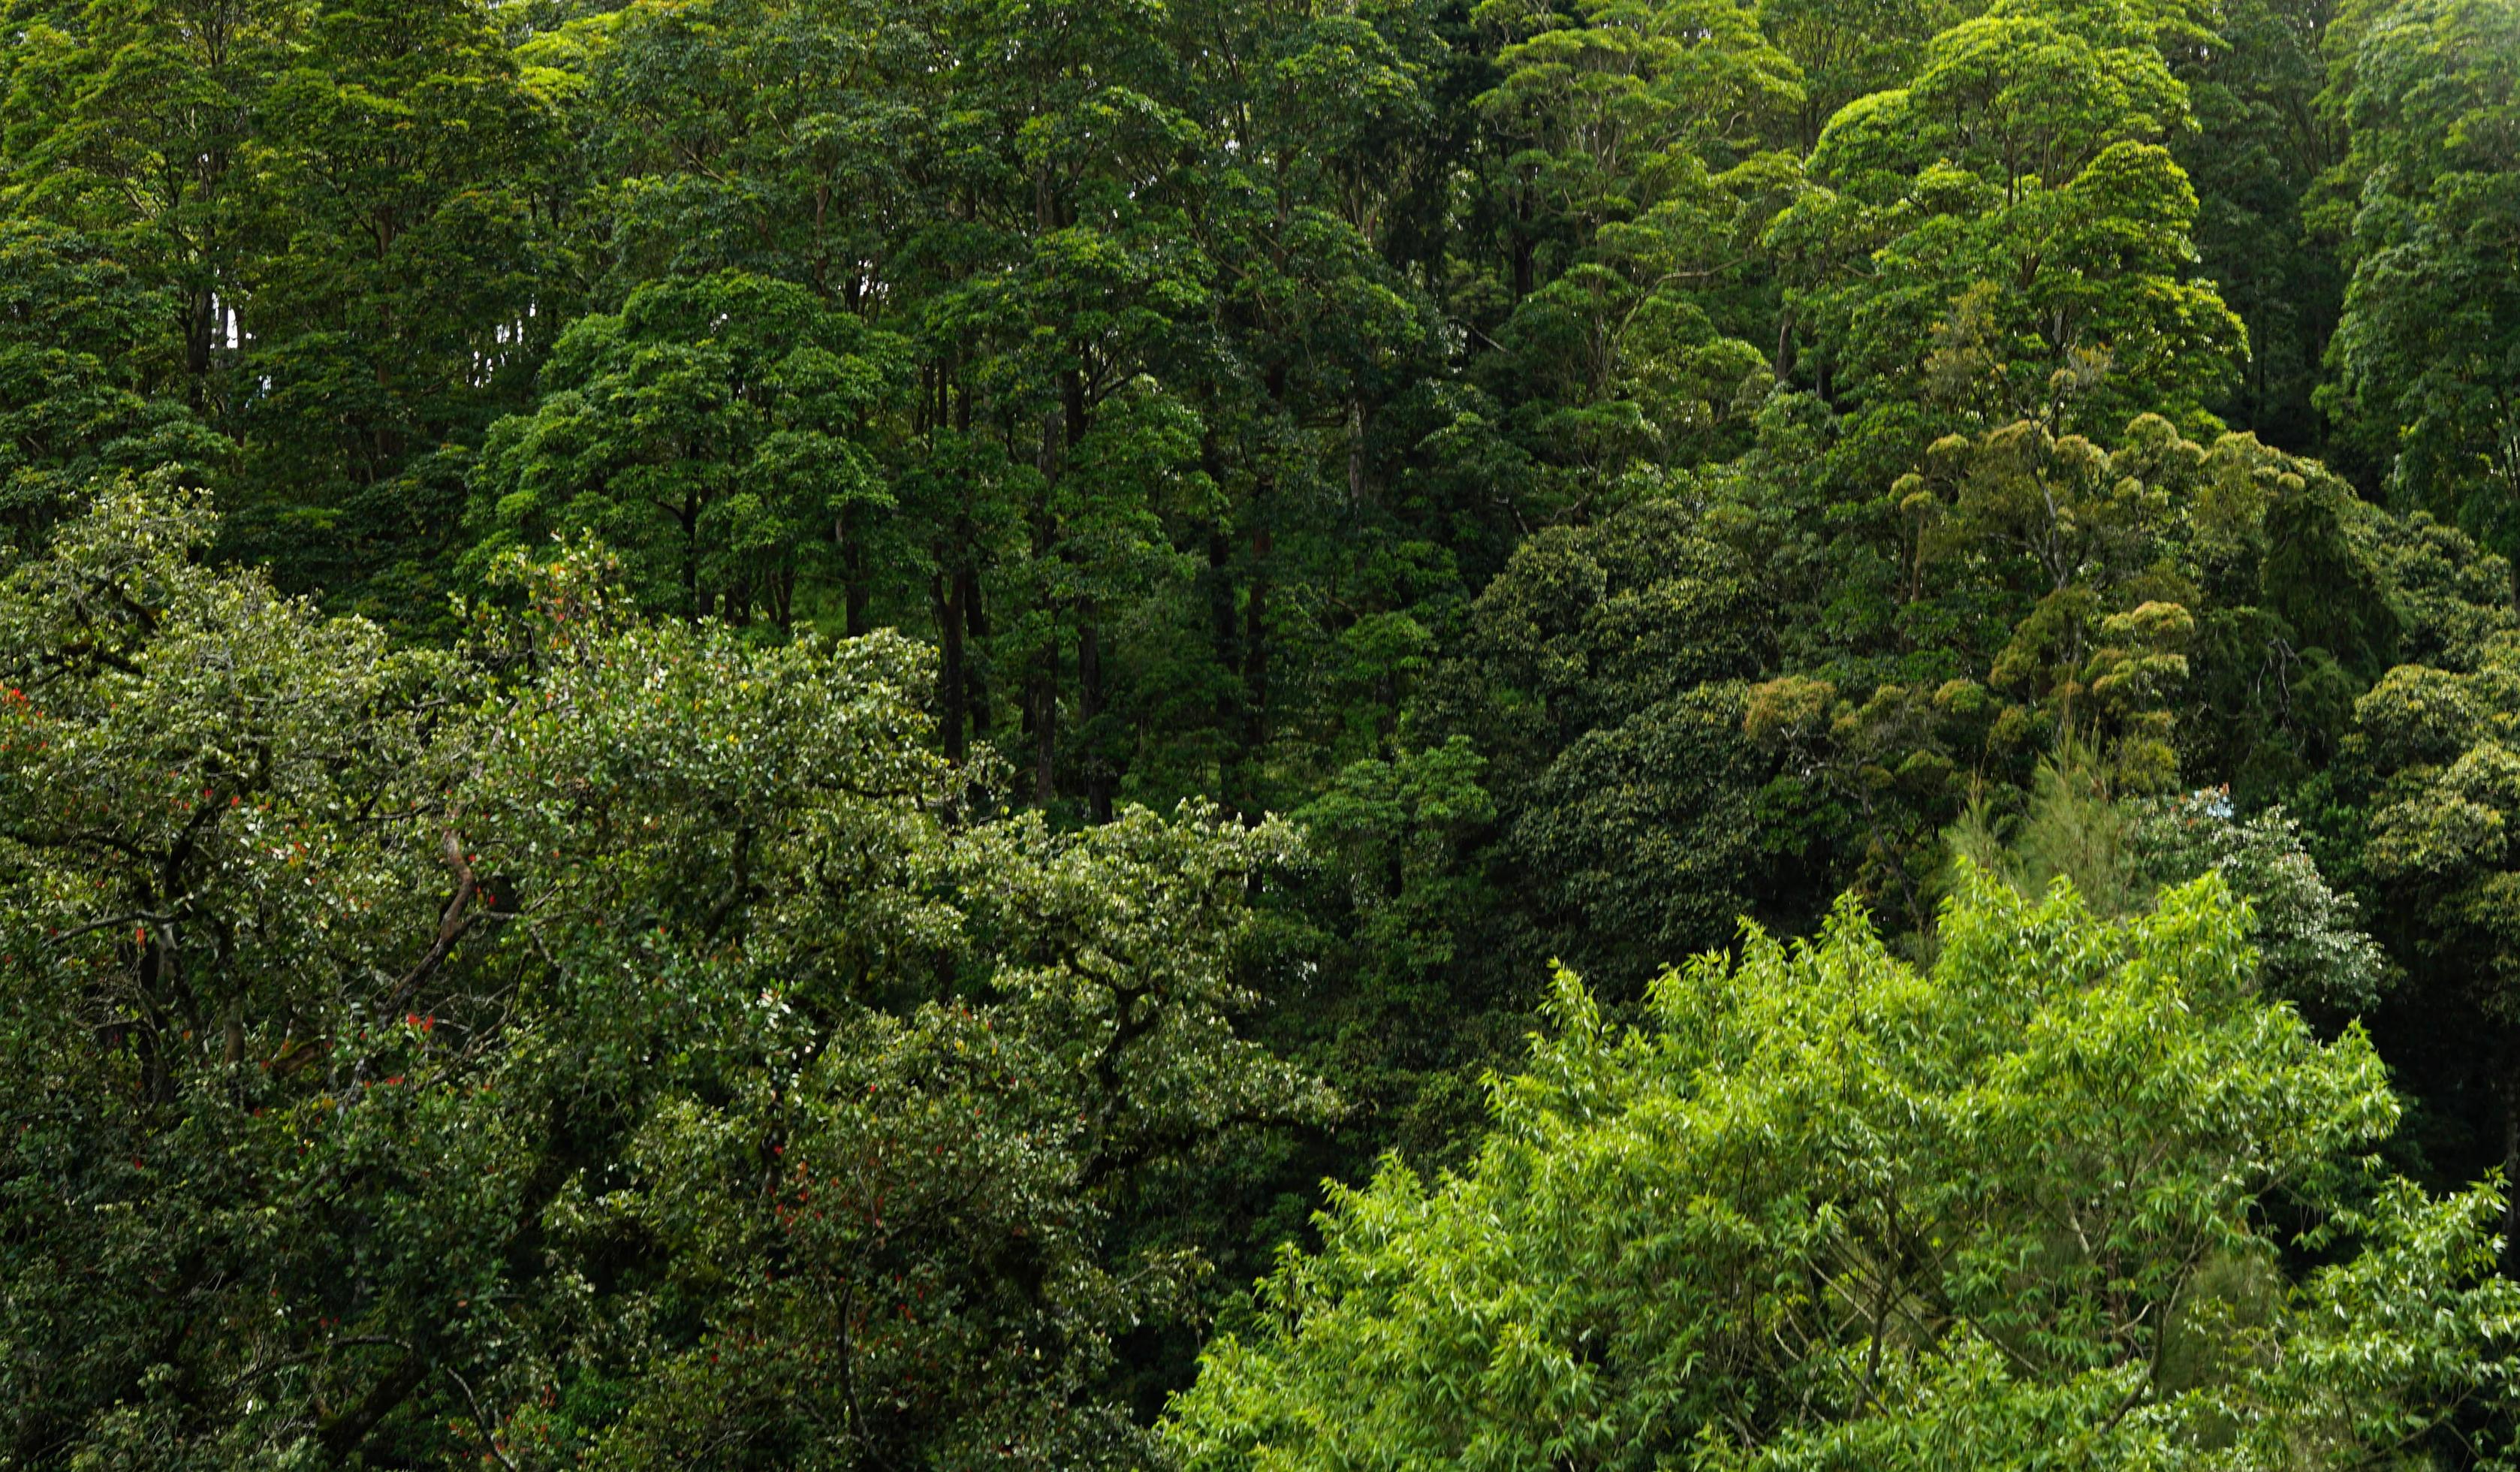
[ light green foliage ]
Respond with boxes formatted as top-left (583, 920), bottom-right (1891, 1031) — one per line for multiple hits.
top-left (1949, 745), bottom-right (2145, 915)
top-left (1759, 0), bottom-right (1952, 146)
top-left (1167, 870), bottom-right (2520, 1469)
top-left (1953, 749), bottom-right (2395, 1009)
top-left (0, 481), bottom-right (1322, 1467)
top-left (1775, 0), bottom-right (2244, 437)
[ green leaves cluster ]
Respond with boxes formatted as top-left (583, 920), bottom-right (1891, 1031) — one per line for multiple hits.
top-left (1168, 870), bottom-right (2520, 1468)
top-left (5, 0), bottom-right (2520, 1457)
top-left (0, 481), bottom-right (1323, 1467)
top-left (468, 270), bottom-right (907, 627)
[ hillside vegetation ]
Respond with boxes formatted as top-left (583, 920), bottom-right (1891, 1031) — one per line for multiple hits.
top-left (5, 0), bottom-right (2520, 1464)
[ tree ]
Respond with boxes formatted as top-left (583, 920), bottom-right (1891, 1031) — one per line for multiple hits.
top-left (466, 269), bottom-right (908, 628)
top-left (1952, 748), bottom-right (2394, 1012)
top-left (1772, 0), bottom-right (2245, 443)
top-left (1470, 0), bottom-right (1801, 508)
top-left (2317, 0), bottom-right (2520, 554)
top-left (2169, 0), bottom-right (2344, 449)
top-left (1430, 488), bottom-right (1787, 982)
top-left (1, 0), bottom-right (285, 406)
top-left (0, 219), bottom-right (228, 545)
top-left (0, 479), bottom-right (1322, 1467)
top-left (1168, 867), bottom-right (2520, 1469)
top-left (2, 0), bottom-right (575, 619)
top-left (2347, 630), bottom-right (2520, 1250)
top-left (226, 0), bottom-right (568, 608)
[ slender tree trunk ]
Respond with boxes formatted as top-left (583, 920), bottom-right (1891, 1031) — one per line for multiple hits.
top-left (185, 288), bottom-right (215, 409)
top-left (1201, 412), bottom-right (1244, 801)
top-left (1081, 619), bottom-right (1111, 823)
top-left (1029, 392), bottom-right (1063, 808)
top-left (1347, 397), bottom-right (1369, 511)
top-left (1031, 653), bottom-right (1057, 807)
top-left (1208, 520), bottom-right (1240, 765)
top-left (961, 565), bottom-right (990, 738)
top-left (837, 504), bottom-right (870, 637)
top-left (1512, 189), bottom-right (1535, 301)
top-left (936, 572), bottom-right (967, 763)
top-left (1241, 514), bottom-right (1271, 816)
top-left (683, 491), bottom-right (701, 620)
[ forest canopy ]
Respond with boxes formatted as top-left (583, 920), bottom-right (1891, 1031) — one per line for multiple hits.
top-left (5, 0), bottom-right (2520, 1464)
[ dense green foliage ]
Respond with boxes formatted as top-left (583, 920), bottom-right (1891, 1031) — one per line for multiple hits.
top-left (1172, 873), bottom-right (2520, 1467)
top-left (2, 482), bottom-right (1322, 1465)
top-left (5, 0), bottom-right (2520, 1461)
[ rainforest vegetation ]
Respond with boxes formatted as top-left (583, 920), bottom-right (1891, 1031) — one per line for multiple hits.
top-left (5, 0), bottom-right (2520, 1464)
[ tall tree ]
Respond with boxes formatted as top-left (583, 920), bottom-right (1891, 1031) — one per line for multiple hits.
top-left (1, 0), bottom-right (285, 408)
top-left (1168, 870), bottom-right (2520, 1468)
top-left (2317, 0), bottom-right (2520, 554)
top-left (0, 478), bottom-right (1324, 1467)
top-left (1771, 0), bottom-right (2245, 445)
top-left (0, 219), bottom-right (228, 544)
top-left (466, 269), bottom-right (908, 628)
top-left (2170, 0), bottom-right (2344, 449)
top-left (228, 0), bottom-right (568, 612)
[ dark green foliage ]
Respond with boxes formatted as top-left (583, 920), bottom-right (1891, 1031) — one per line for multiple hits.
top-left (0, 484), bottom-right (1323, 1467)
top-left (2173, 0), bottom-right (2344, 448)
top-left (2318, 0), bottom-right (2520, 547)
top-left (6, 0), bottom-right (2520, 1458)
top-left (0, 220), bottom-right (228, 543)
top-left (467, 270), bottom-right (907, 626)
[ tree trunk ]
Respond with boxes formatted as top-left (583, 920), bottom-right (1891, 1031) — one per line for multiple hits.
top-left (1240, 515), bottom-right (1271, 817)
top-left (1347, 397), bottom-right (1369, 511)
top-left (1207, 520), bottom-right (1240, 773)
top-left (1512, 189), bottom-right (1535, 301)
top-left (1081, 620), bottom-right (1110, 823)
top-left (683, 491), bottom-right (701, 620)
top-left (936, 572), bottom-right (967, 763)
top-left (836, 505), bottom-right (870, 637)
top-left (961, 565), bottom-right (990, 737)
top-left (185, 288), bottom-right (215, 409)
top-left (1030, 653), bottom-right (1057, 808)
